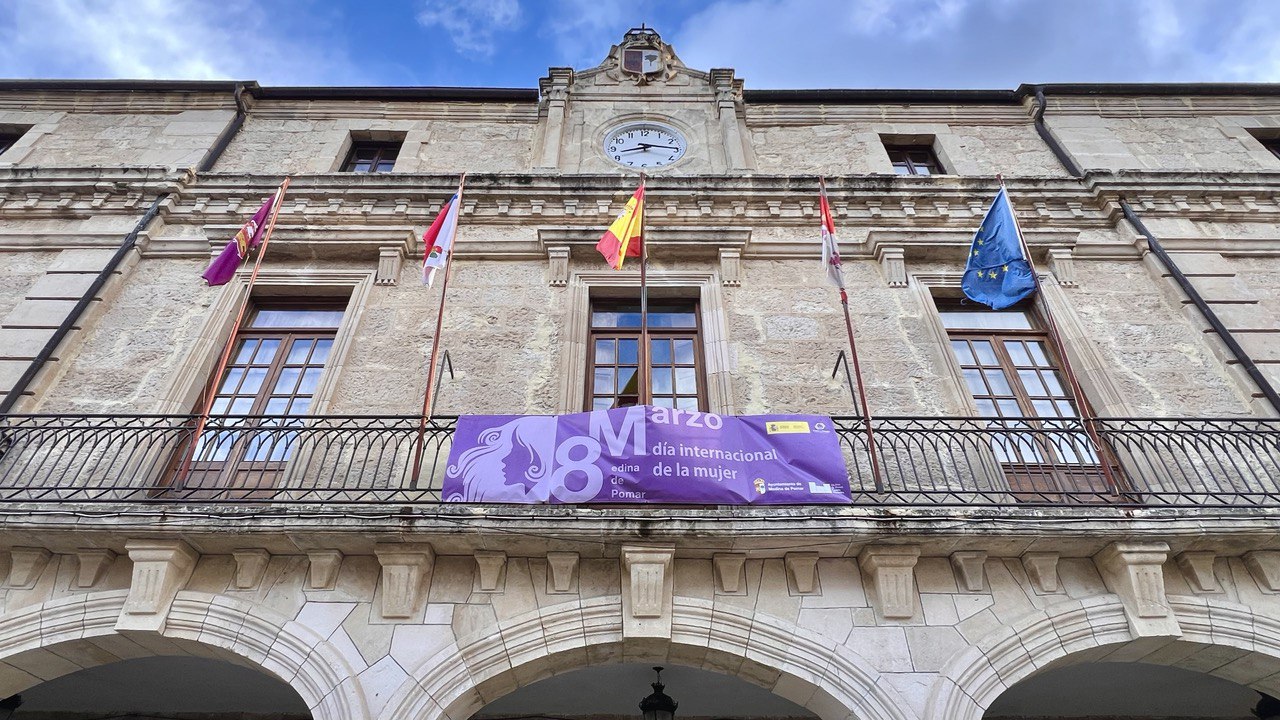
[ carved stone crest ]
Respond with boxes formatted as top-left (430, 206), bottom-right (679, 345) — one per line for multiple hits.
top-left (615, 26), bottom-right (677, 85)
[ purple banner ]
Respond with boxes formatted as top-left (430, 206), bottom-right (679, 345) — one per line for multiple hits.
top-left (443, 406), bottom-right (850, 504)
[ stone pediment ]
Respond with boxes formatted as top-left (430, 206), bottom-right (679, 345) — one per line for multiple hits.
top-left (553, 27), bottom-right (715, 94)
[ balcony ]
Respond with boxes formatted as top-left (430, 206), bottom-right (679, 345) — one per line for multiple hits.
top-left (0, 413), bottom-right (1278, 508)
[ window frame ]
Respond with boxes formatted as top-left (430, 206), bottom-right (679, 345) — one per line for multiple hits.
top-left (0, 132), bottom-right (23, 156)
top-left (585, 298), bottom-right (708, 411)
top-left (340, 140), bottom-right (402, 173)
top-left (885, 144), bottom-right (943, 175)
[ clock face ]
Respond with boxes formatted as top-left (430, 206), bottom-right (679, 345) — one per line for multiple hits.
top-left (603, 122), bottom-right (687, 169)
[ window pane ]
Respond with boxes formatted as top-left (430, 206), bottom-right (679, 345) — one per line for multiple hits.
top-left (650, 312), bottom-right (697, 328)
top-left (893, 164), bottom-right (911, 175)
top-left (250, 309), bottom-right (344, 329)
top-left (593, 368), bottom-right (614, 394)
top-left (676, 396), bottom-right (699, 410)
top-left (218, 367), bottom-right (246, 394)
top-left (914, 165), bottom-right (931, 176)
top-left (652, 368), bottom-right (674, 395)
top-left (286, 339), bottom-right (315, 364)
top-left (1018, 369), bottom-right (1047, 396)
top-left (652, 396), bottom-right (676, 408)
top-left (264, 397), bottom-right (289, 415)
top-left (289, 397), bottom-right (312, 415)
top-left (298, 368), bottom-right (324, 394)
top-left (971, 341), bottom-right (998, 366)
top-left (594, 339), bottom-right (615, 364)
top-left (234, 339), bottom-right (258, 363)
top-left (1027, 342), bottom-right (1050, 366)
top-left (963, 368), bottom-right (987, 396)
top-left (241, 367), bottom-right (268, 395)
top-left (1032, 399), bottom-right (1059, 418)
top-left (997, 399), bottom-right (1022, 417)
top-left (975, 400), bottom-right (997, 417)
top-left (274, 368), bottom-right (301, 394)
top-left (229, 397), bottom-right (255, 415)
top-left (939, 311), bottom-right (1033, 330)
top-left (311, 339), bottom-right (334, 364)
top-left (1056, 399), bottom-right (1078, 417)
top-left (673, 339), bottom-right (695, 364)
top-left (651, 339), bottom-right (672, 364)
top-left (617, 367), bottom-right (638, 395)
top-left (949, 340), bottom-right (974, 365)
top-left (375, 160), bottom-right (395, 173)
top-left (675, 367), bottom-right (697, 394)
top-left (1043, 371), bottom-right (1065, 395)
top-left (618, 339), bottom-right (638, 364)
top-left (353, 161), bottom-right (372, 173)
top-left (1006, 342), bottom-right (1032, 367)
top-left (253, 339), bottom-right (281, 363)
top-left (593, 397), bottom-right (614, 411)
top-left (984, 369), bottom-right (1013, 395)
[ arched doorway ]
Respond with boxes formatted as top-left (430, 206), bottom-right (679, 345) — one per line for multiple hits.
top-left (985, 660), bottom-right (1265, 718)
top-left (472, 663), bottom-right (817, 720)
top-left (5, 654), bottom-right (311, 718)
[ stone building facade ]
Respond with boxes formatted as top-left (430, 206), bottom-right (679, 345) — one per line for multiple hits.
top-left (0, 28), bottom-right (1279, 720)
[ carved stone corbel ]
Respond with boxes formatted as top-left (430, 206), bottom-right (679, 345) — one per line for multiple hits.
top-left (76, 549), bottom-right (116, 589)
top-left (232, 550), bottom-right (271, 590)
top-left (859, 545), bottom-right (920, 619)
top-left (719, 248), bottom-right (741, 287)
top-left (547, 246), bottom-right (570, 287)
top-left (1022, 552), bottom-right (1060, 594)
top-left (374, 543), bottom-right (435, 620)
top-left (876, 245), bottom-right (907, 288)
top-left (1176, 551), bottom-right (1220, 593)
top-left (7, 547), bottom-right (51, 589)
top-left (376, 245), bottom-right (403, 285)
top-left (307, 550), bottom-right (343, 590)
top-left (546, 551), bottom-right (578, 593)
top-left (1096, 541), bottom-right (1180, 637)
top-left (1047, 247), bottom-right (1077, 287)
top-left (785, 553), bottom-right (819, 594)
top-left (713, 553), bottom-right (746, 594)
top-left (1245, 550), bottom-right (1280, 592)
top-left (474, 550), bottom-right (507, 592)
top-left (117, 539), bottom-right (199, 633)
top-left (950, 550), bottom-right (988, 592)
top-left (621, 545), bottom-right (675, 638)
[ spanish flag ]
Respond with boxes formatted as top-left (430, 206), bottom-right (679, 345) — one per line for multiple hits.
top-left (596, 184), bottom-right (644, 269)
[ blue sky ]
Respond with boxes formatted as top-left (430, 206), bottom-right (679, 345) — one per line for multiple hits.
top-left (1, 0), bottom-right (1277, 89)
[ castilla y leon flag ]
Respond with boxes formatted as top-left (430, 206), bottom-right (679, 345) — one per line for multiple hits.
top-left (596, 184), bottom-right (644, 269)
top-left (201, 191), bottom-right (280, 286)
top-left (422, 189), bottom-right (462, 287)
top-left (819, 182), bottom-right (845, 289)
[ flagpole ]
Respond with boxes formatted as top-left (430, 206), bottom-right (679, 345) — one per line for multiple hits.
top-left (821, 178), bottom-right (883, 492)
top-left (638, 172), bottom-right (649, 406)
top-left (997, 175), bottom-right (1120, 495)
top-left (178, 177), bottom-right (290, 486)
top-left (412, 174), bottom-right (466, 487)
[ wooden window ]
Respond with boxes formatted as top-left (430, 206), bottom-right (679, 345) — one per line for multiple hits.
top-left (886, 144), bottom-right (942, 175)
top-left (340, 141), bottom-right (400, 173)
top-left (587, 299), bottom-right (705, 411)
top-left (183, 303), bottom-right (344, 489)
top-left (939, 302), bottom-right (1111, 497)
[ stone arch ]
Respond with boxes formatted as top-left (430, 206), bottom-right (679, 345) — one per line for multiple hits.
top-left (925, 594), bottom-right (1280, 720)
top-left (0, 589), bottom-right (368, 720)
top-left (385, 594), bottom-right (918, 720)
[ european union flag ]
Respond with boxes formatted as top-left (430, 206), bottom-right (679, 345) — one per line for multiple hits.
top-left (962, 187), bottom-right (1037, 310)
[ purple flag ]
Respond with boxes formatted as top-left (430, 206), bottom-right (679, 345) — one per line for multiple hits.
top-left (202, 194), bottom-right (277, 286)
top-left (443, 406), bottom-right (850, 505)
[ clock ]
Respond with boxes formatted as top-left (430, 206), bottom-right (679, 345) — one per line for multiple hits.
top-left (603, 121), bottom-right (687, 169)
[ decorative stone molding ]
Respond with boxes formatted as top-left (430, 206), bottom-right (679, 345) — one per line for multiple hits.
top-left (718, 247), bottom-right (741, 287)
top-left (547, 245), bottom-right (570, 287)
top-left (785, 552), bottom-right (820, 594)
top-left (307, 550), bottom-right (343, 590)
top-left (546, 551), bottom-right (578, 593)
top-left (474, 550), bottom-right (507, 592)
top-left (877, 245), bottom-right (907, 287)
top-left (713, 553), bottom-right (746, 594)
top-left (859, 545), bottom-right (920, 619)
top-left (1245, 550), bottom-right (1280, 592)
top-left (75, 549), bottom-right (115, 589)
top-left (950, 550), bottom-right (988, 592)
top-left (1046, 247), bottom-right (1077, 287)
top-left (6, 547), bottom-right (51, 589)
top-left (621, 545), bottom-right (675, 638)
top-left (376, 244), bottom-right (404, 285)
top-left (374, 543), bottom-right (435, 620)
top-left (232, 549), bottom-right (271, 590)
top-left (117, 539), bottom-right (198, 633)
top-left (1176, 551), bottom-right (1221, 593)
top-left (1095, 541), bottom-right (1180, 637)
top-left (1021, 552), bottom-right (1060, 594)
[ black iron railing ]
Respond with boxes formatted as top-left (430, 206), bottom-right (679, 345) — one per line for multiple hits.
top-left (0, 413), bottom-right (1277, 507)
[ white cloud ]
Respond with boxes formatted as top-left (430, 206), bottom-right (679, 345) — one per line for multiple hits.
top-left (537, 0), bottom-right (633, 68)
top-left (417, 0), bottom-right (522, 59)
top-left (0, 0), bottom-right (360, 84)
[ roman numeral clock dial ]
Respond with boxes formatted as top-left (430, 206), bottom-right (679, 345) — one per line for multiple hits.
top-left (603, 121), bottom-right (687, 169)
